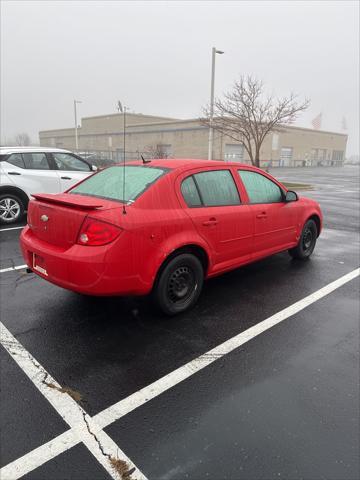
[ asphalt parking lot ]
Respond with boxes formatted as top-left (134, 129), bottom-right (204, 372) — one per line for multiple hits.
top-left (0, 166), bottom-right (359, 480)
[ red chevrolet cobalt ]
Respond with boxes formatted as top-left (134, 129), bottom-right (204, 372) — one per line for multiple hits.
top-left (20, 160), bottom-right (322, 315)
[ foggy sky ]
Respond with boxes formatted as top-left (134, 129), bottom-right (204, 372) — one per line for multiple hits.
top-left (1, 0), bottom-right (359, 156)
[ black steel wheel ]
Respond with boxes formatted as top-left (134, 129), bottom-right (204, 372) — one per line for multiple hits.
top-left (289, 219), bottom-right (317, 260)
top-left (153, 253), bottom-right (204, 315)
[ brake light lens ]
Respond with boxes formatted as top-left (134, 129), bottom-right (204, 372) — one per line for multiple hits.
top-left (77, 218), bottom-right (122, 246)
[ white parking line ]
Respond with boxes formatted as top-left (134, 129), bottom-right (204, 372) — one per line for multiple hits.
top-left (0, 323), bottom-right (147, 480)
top-left (94, 267), bottom-right (360, 428)
top-left (0, 225), bottom-right (24, 232)
top-left (0, 264), bottom-right (27, 274)
top-left (1, 267), bottom-right (358, 479)
top-left (0, 430), bottom-right (78, 479)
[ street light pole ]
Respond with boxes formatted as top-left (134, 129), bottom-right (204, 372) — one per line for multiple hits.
top-left (74, 100), bottom-right (82, 150)
top-left (208, 47), bottom-right (224, 160)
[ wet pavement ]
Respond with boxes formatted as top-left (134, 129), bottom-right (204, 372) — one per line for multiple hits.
top-left (0, 166), bottom-right (359, 479)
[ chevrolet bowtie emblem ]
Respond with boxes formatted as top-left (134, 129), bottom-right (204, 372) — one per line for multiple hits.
top-left (40, 214), bottom-right (49, 222)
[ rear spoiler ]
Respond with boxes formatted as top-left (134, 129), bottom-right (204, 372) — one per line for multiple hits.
top-left (31, 193), bottom-right (103, 209)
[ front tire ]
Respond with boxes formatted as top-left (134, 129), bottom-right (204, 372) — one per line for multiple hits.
top-left (289, 219), bottom-right (317, 260)
top-left (153, 253), bottom-right (204, 315)
top-left (0, 194), bottom-right (24, 225)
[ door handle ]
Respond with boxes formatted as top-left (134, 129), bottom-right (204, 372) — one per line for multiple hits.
top-left (256, 212), bottom-right (267, 219)
top-left (7, 171), bottom-right (21, 175)
top-left (61, 176), bottom-right (72, 180)
top-left (202, 218), bottom-right (218, 226)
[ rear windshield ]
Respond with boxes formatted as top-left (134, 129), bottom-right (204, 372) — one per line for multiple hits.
top-left (70, 165), bottom-right (167, 203)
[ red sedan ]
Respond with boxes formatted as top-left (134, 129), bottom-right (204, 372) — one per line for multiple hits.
top-left (20, 159), bottom-right (322, 315)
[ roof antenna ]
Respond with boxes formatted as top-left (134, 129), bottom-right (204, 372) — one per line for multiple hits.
top-left (118, 101), bottom-right (127, 214)
top-left (141, 154), bottom-right (151, 164)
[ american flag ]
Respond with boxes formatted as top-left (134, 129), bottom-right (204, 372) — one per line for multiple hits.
top-left (311, 113), bottom-right (322, 130)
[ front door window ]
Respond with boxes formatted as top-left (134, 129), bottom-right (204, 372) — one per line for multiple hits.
top-left (238, 170), bottom-right (283, 204)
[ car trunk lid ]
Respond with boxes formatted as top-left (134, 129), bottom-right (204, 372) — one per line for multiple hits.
top-left (27, 193), bottom-right (122, 248)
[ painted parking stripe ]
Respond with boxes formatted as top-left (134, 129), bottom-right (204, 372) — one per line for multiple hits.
top-left (0, 264), bottom-right (27, 274)
top-left (0, 323), bottom-right (147, 480)
top-left (0, 226), bottom-right (24, 232)
top-left (0, 430), bottom-right (78, 479)
top-left (1, 267), bottom-right (358, 479)
top-left (94, 267), bottom-right (360, 428)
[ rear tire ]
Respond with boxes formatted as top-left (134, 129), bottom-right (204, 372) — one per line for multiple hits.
top-left (289, 219), bottom-right (317, 260)
top-left (0, 194), bottom-right (24, 225)
top-left (153, 253), bottom-right (204, 316)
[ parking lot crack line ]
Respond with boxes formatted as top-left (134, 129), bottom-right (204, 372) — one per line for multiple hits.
top-left (14, 272), bottom-right (35, 289)
top-left (0, 323), bottom-right (147, 480)
top-left (81, 411), bottom-right (136, 479)
top-left (1, 267), bottom-right (358, 480)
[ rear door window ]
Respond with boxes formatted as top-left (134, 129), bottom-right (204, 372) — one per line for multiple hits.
top-left (6, 153), bottom-right (25, 169)
top-left (22, 153), bottom-right (51, 170)
top-left (70, 165), bottom-right (167, 202)
top-left (193, 170), bottom-right (240, 206)
top-left (181, 176), bottom-right (202, 207)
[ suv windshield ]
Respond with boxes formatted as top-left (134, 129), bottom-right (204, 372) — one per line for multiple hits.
top-left (70, 165), bottom-right (167, 203)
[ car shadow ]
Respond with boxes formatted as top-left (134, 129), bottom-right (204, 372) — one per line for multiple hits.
top-left (11, 251), bottom-right (320, 415)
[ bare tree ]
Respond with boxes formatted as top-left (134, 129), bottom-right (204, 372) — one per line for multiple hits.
top-left (14, 132), bottom-right (32, 146)
top-left (202, 76), bottom-right (309, 167)
top-left (144, 144), bottom-right (169, 159)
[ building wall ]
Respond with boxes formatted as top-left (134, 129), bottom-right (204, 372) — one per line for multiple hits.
top-left (258, 128), bottom-right (348, 166)
top-left (81, 113), bottom-right (177, 135)
top-left (39, 114), bottom-right (348, 166)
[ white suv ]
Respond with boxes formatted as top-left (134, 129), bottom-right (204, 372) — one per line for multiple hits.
top-left (0, 147), bottom-right (96, 224)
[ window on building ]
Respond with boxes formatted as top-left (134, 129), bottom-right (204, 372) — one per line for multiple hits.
top-left (238, 170), bottom-right (283, 204)
top-left (332, 150), bottom-right (344, 161)
top-left (224, 144), bottom-right (244, 162)
top-left (193, 170), bottom-right (240, 206)
top-left (22, 153), bottom-right (50, 170)
top-left (318, 149), bottom-right (327, 161)
top-left (157, 144), bottom-right (172, 158)
top-left (311, 149), bottom-right (318, 161)
top-left (280, 147), bottom-right (293, 166)
top-left (181, 176), bottom-right (202, 207)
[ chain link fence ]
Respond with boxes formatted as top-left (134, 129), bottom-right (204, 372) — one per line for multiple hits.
top-left (73, 149), bottom-right (155, 168)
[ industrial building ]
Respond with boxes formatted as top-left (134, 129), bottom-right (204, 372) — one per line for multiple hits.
top-left (39, 112), bottom-right (348, 167)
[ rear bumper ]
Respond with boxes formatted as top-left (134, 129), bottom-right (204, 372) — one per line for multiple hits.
top-left (20, 226), bottom-right (151, 296)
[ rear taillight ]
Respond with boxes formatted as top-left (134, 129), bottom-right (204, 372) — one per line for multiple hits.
top-left (77, 218), bottom-right (122, 246)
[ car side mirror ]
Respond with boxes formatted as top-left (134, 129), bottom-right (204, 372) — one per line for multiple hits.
top-left (91, 165), bottom-right (98, 172)
top-left (285, 190), bottom-right (298, 202)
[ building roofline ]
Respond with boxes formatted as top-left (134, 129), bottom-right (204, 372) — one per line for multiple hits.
top-left (39, 127), bottom-right (75, 134)
top-left (38, 115), bottom-right (348, 138)
top-left (81, 112), bottom-right (179, 121)
top-left (276, 124), bottom-right (348, 137)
